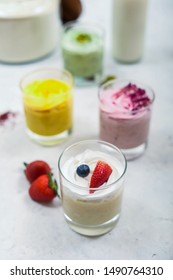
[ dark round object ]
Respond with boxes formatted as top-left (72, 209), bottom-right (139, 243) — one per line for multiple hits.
top-left (60, 0), bottom-right (82, 24)
top-left (76, 164), bottom-right (90, 178)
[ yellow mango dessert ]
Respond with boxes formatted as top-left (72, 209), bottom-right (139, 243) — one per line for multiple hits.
top-left (21, 73), bottom-right (73, 145)
top-left (23, 79), bottom-right (72, 135)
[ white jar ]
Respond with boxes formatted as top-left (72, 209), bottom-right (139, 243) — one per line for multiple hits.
top-left (0, 0), bottom-right (60, 63)
top-left (112, 0), bottom-right (148, 63)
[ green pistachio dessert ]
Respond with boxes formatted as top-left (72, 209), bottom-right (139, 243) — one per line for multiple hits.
top-left (62, 25), bottom-right (104, 80)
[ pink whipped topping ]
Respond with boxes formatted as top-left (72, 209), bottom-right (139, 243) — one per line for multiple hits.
top-left (100, 83), bottom-right (151, 119)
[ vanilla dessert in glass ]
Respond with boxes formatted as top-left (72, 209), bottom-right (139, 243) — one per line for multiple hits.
top-left (62, 21), bottom-right (104, 86)
top-left (58, 140), bottom-right (127, 236)
top-left (99, 79), bottom-right (155, 160)
top-left (20, 68), bottom-right (73, 146)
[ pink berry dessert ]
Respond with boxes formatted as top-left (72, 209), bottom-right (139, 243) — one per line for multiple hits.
top-left (99, 79), bottom-right (155, 160)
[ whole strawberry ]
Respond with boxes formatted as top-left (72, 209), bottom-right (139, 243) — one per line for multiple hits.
top-left (29, 173), bottom-right (57, 202)
top-left (89, 161), bottom-right (112, 194)
top-left (24, 160), bottom-right (51, 183)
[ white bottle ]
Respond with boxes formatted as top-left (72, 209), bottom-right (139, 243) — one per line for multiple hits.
top-left (112, 0), bottom-right (148, 63)
top-left (0, 0), bottom-right (61, 63)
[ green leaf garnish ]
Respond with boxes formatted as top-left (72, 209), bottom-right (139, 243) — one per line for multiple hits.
top-left (100, 75), bottom-right (117, 86)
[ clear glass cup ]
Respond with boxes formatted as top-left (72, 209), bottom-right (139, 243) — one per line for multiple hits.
top-left (99, 79), bottom-right (155, 160)
top-left (58, 140), bottom-right (127, 236)
top-left (61, 21), bottom-right (104, 86)
top-left (20, 68), bottom-right (73, 146)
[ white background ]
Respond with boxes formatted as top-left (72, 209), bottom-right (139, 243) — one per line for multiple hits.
top-left (0, 260), bottom-right (173, 279)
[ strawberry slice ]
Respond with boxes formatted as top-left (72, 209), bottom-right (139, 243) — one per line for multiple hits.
top-left (89, 161), bottom-right (112, 194)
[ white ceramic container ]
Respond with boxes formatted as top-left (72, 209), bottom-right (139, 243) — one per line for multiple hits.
top-left (0, 0), bottom-right (60, 63)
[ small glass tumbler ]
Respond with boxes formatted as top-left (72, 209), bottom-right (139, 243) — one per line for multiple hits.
top-left (99, 79), bottom-right (155, 160)
top-left (61, 21), bottom-right (104, 86)
top-left (58, 140), bottom-right (127, 236)
top-left (20, 68), bottom-right (73, 146)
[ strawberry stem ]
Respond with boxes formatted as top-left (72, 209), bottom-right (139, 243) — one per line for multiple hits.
top-left (47, 172), bottom-right (60, 198)
top-left (23, 162), bottom-right (28, 167)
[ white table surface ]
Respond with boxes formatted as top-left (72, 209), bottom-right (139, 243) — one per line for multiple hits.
top-left (0, 0), bottom-right (173, 260)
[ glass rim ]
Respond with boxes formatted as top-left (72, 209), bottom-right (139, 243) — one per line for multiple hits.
top-left (19, 67), bottom-right (74, 92)
top-left (63, 19), bottom-right (105, 35)
top-left (98, 78), bottom-right (155, 115)
top-left (58, 139), bottom-right (127, 191)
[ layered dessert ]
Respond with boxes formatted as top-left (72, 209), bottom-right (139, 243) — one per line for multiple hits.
top-left (99, 80), bottom-right (154, 155)
top-left (23, 78), bottom-right (73, 137)
top-left (60, 149), bottom-right (124, 229)
top-left (62, 23), bottom-right (103, 81)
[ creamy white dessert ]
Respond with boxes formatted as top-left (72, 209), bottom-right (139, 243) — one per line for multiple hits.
top-left (60, 149), bottom-right (124, 226)
top-left (0, 0), bottom-right (60, 63)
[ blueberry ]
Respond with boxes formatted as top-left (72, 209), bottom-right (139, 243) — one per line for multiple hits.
top-left (76, 164), bottom-right (90, 178)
